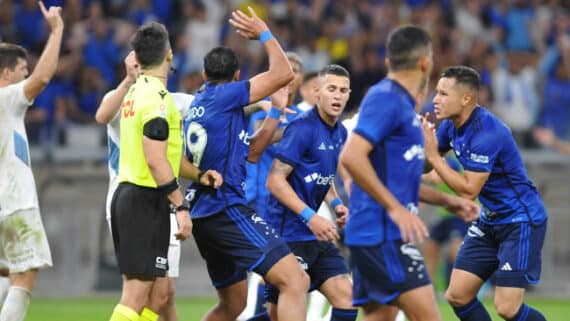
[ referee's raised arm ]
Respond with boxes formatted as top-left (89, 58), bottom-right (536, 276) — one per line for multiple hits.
top-left (229, 6), bottom-right (293, 104)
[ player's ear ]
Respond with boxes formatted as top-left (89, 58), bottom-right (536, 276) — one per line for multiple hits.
top-left (166, 48), bottom-right (173, 63)
top-left (385, 57), bottom-right (391, 70)
top-left (201, 70), bottom-right (207, 81)
top-left (233, 70), bottom-right (240, 81)
top-left (418, 55), bottom-right (429, 73)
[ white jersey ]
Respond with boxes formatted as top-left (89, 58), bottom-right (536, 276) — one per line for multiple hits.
top-left (341, 112), bottom-right (359, 133)
top-left (0, 80), bottom-right (37, 217)
top-left (104, 91), bottom-right (195, 221)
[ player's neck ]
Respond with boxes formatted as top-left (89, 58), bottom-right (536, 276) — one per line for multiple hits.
top-left (452, 104), bottom-right (477, 128)
top-left (140, 65), bottom-right (169, 85)
top-left (387, 71), bottom-right (425, 102)
top-left (316, 105), bottom-right (337, 127)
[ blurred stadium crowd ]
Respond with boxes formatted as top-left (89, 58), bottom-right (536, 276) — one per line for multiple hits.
top-left (0, 0), bottom-right (569, 150)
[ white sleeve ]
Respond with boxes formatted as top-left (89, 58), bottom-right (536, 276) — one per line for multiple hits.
top-left (0, 80), bottom-right (33, 116)
top-left (171, 92), bottom-right (194, 117)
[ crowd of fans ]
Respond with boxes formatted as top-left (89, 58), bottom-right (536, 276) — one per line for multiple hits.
top-left (0, 0), bottom-right (569, 149)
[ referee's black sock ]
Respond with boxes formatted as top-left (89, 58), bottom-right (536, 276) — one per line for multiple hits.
top-left (507, 304), bottom-right (546, 321)
top-left (246, 311), bottom-right (270, 321)
top-left (452, 298), bottom-right (492, 321)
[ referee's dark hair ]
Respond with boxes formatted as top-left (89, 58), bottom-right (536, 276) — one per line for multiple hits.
top-left (441, 66), bottom-right (481, 91)
top-left (0, 43), bottom-right (28, 72)
top-left (131, 22), bottom-right (170, 69)
top-left (203, 46), bottom-right (239, 83)
top-left (318, 64), bottom-right (350, 79)
top-left (386, 25), bottom-right (431, 71)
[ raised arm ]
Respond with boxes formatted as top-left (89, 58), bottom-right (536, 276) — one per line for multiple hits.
top-left (95, 51), bottom-right (139, 124)
top-left (229, 6), bottom-right (293, 103)
top-left (24, 1), bottom-right (64, 101)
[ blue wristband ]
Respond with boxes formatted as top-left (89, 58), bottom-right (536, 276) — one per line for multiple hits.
top-left (300, 207), bottom-right (316, 224)
top-left (330, 197), bottom-right (343, 209)
top-left (267, 106), bottom-right (281, 120)
top-left (259, 30), bottom-right (273, 44)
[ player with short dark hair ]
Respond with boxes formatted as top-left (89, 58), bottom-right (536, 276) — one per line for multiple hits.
top-left (340, 26), bottom-right (479, 321)
top-left (262, 64), bottom-right (357, 321)
top-left (107, 21), bottom-right (192, 321)
top-left (423, 65), bottom-right (548, 321)
top-left (0, 2), bottom-right (63, 321)
top-left (183, 7), bottom-right (309, 321)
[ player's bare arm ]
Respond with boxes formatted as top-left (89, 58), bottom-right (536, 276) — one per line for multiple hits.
top-left (248, 86), bottom-right (288, 163)
top-left (95, 51), bottom-right (140, 124)
top-left (179, 156), bottom-right (223, 189)
top-left (267, 159), bottom-right (339, 241)
top-left (24, 1), bottom-right (64, 101)
top-left (340, 133), bottom-right (429, 244)
top-left (229, 6), bottom-right (294, 103)
top-left (422, 118), bottom-right (489, 200)
top-left (324, 185), bottom-right (349, 229)
top-left (419, 185), bottom-right (479, 222)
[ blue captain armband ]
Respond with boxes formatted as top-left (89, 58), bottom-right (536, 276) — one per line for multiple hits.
top-left (300, 206), bottom-right (316, 224)
top-left (268, 106), bottom-right (282, 120)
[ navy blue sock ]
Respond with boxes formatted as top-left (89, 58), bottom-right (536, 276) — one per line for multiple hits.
top-left (254, 283), bottom-right (266, 315)
top-left (452, 298), bottom-right (492, 321)
top-left (246, 311), bottom-right (270, 321)
top-left (330, 308), bottom-right (358, 321)
top-left (508, 304), bottom-right (546, 321)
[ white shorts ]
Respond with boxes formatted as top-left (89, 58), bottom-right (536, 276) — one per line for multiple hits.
top-left (105, 212), bottom-right (180, 278)
top-left (0, 208), bottom-right (52, 273)
top-left (317, 202), bottom-right (335, 224)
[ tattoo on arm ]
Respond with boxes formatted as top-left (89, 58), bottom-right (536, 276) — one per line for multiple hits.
top-left (270, 159), bottom-right (294, 177)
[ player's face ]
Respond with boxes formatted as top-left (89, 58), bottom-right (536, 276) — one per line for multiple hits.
top-left (433, 77), bottom-right (463, 120)
top-left (317, 74), bottom-right (350, 119)
top-left (7, 58), bottom-right (29, 83)
top-left (287, 60), bottom-right (303, 98)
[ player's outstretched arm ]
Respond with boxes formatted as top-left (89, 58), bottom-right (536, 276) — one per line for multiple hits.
top-left (267, 159), bottom-right (339, 241)
top-left (95, 51), bottom-right (139, 124)
top-left (340, 133), bottom-right (429, 244)
top-left (24, 1), bottom-right (64, 101)
top-left (533, 126), bottom-right (570, 156)
top-left (419, 185), bottom-right (479, 222)
top-left (229, 6), bottom-right (293, 103)
top-left (179, 156), bottom-right (223, 188)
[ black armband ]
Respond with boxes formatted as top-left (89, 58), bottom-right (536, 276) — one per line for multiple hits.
top-left (157, 178), bottom-right (179, 194)
top-left (143, 117), bottom-right (169, 141)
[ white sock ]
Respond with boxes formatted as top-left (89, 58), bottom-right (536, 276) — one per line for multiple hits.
top-left (0, 287), bottom-right (31, 321)
top-left (395, 310), bottom-right (406, 321)
top-left (306, 291), bottom-right (327, 321)
top-left (0, 278), bottom-right (10, 305)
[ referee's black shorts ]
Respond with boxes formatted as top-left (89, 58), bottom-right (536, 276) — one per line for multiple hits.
top-left (110, 182), bottom-right (171, 278)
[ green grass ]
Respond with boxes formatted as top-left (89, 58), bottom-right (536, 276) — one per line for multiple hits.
top-left (25, 296), bottom-right (569, 321)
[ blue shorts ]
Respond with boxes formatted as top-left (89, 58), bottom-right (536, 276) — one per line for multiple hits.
top-left (265, 240), bottom-right (349, 303)
top-left (455, 219), bottom-right (547, 288)
top-left (430, 216), bottom-right (468, 243)
top-left (349, 240), bottom-right (431, 306)
top-left (192, 205), bottom-right (291, 289)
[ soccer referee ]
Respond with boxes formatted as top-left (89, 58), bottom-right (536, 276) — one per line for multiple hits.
top-left (108, 22), bottom-right (191, 321)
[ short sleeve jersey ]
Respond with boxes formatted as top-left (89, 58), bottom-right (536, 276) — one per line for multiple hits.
top-left (0, 80), bottom-right (37, 216)
top-left (183, 81), bottom-right (251, 218)
top-left (118, 75), bottom-right (183, 187)
top-left (265, 108), bottom-right (347, 242)
top-left (345, 79), bottom-right (425, 246)
top-left (436, 106), bottom-right (547, 224)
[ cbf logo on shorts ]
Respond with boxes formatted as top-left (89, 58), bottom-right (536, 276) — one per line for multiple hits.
top-left (155, 256), bottom-right (168, 270)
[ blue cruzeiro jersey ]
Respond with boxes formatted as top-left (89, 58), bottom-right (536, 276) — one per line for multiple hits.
top-left (183, 81), bottom-right (251, 218)
top-left (345, 79), bottom-right (425, 246)
top-left (437, 106), bottom-right (547, 225)
top-left (265, 108), bottom-right (347, 242)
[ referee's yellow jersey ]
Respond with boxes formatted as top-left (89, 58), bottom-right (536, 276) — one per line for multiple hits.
top-left (118, 75), bottom-right (182, 187)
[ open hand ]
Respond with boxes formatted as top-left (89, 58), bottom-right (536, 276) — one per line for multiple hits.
top-left (228, 6), bottom-right (269, 40)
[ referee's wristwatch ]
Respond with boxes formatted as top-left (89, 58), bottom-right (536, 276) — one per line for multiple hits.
top-left (173, 199), bottom-right (190, 213)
